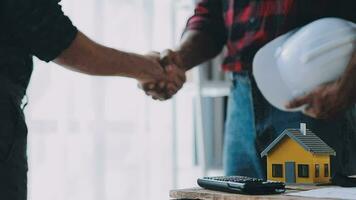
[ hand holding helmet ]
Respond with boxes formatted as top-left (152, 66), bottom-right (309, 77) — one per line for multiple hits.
top-left (253, 18), bottom-right (356, 118)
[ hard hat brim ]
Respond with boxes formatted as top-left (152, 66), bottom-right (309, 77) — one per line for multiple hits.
top-left (253, 31), bottom-right (303, 112)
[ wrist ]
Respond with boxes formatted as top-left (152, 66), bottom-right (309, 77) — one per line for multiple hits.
top-left (173, 48), bottom-right (191, 72)
top-left (129, 53), bottom-right (163, 81)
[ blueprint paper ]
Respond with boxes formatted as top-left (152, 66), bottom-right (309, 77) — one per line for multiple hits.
top-left (287, 187), bottom-right (356, 199)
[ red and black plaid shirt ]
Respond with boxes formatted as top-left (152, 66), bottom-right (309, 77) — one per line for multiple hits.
top-left (186, 0), bottom-right (355, 72)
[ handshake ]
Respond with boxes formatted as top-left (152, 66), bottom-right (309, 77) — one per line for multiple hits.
top-left (137, 49), bottom-right (187, 100)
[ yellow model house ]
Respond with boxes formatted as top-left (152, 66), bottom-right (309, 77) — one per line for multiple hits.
top-left (261, 123), bottom-right (336, 184)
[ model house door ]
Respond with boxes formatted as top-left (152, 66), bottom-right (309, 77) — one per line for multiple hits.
top-left (285, 162), bottom-right (296, 183)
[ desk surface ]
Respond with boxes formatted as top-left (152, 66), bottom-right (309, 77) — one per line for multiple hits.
top-left (170, 185), bottom-right (336, 200)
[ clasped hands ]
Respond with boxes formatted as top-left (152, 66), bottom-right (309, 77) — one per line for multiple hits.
top-left (138, 50), bottom-right (186, 100)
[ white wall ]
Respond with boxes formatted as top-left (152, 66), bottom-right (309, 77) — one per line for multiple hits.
top-left (25, 0), bottom-right (197, 199)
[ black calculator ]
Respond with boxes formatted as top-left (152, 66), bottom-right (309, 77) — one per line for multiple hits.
top-left (197, 176), bottom-right (285, 195)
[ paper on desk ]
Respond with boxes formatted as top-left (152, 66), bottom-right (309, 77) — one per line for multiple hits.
top-left (287, 187), bottom-right (356, 200)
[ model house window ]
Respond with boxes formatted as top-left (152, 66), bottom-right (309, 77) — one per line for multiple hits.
top-left (324, 164), bottom-right (329, 177)
top-left (272, 164), bottom-right (283, 178)
top-left (298, 164), bottom-right (309, 178)
top-left (315, 164), bottom-right (320, 178)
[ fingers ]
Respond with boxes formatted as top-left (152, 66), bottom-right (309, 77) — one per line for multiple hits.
top-left (286, 93), bottom-right (323, 118)
top-left (286, 81), bottom-right (350, 119)
top-left (160, 49), bottom-right (175, 67)
top-left (166, 65), bottom-right (186, 84)
top-left (287, 94), bottom-right (324, 118)
top-left (158, 81), bottom-right (166, 90)
top-left (145, 51), bottom-right (160, 61)
top-left (302, 104), bottom-right (330, 119)
top-left (158, 49), bottom-right (187, 99)
top-left (139, 52), bottom-right (167, 82)
top-left (302, 105), bottom-right (318, 119)
top-left (165, 65), bottom-right (186, 95)
top-left (139, 80), bottom-right (174, 101)
top-left (160, 49), bottom-right (186, 73)
top-left (146, 90), bottom-right (170, 101)
top-left (289, 91), bottom-right (332, 119)
top-left (143, 86), bottom-right (170, 101)
top-left (170, 64), bottom-right (186, 82)
top-left (138, 82), bottom-right (155, 91)
top-left (285, 95), bottom-right (310, 109)
top-left (139, 49), bottom-right (186, 101)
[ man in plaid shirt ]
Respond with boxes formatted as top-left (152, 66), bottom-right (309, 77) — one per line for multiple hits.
top-left (143, 0), bottom-right (356, 179)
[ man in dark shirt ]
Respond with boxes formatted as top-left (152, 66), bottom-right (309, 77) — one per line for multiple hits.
top-left (142, 0), bottom-right (356, 179)
top-left (0, 0), bottom-right (185, 199)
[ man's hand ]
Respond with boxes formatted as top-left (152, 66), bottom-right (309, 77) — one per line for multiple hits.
top-left (139, 50), bottom-right (186, 101)
top-left (286, 81), bottom-right (354, 119)
top-left (134, 52), bottom-right (167, 83)
top-left (286, 52), bottom-right (356, 119)
top-left (138, 30), bottom-right (225, 101)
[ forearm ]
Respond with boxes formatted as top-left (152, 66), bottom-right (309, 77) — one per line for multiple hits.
top-left (173, 30), bottom-right (225, 71)
top-left (54, 31), bottom-right (160, 80)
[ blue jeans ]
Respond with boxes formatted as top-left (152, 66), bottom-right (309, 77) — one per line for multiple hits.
top-left (223, 72), bottom-right (356, 179)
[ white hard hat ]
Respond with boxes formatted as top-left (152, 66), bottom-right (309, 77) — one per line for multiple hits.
top-left (253, 18), bottom-right (356, 112)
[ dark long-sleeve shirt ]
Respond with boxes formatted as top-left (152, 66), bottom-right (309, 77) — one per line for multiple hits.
top-left (185, 0), bottom-right (355, 72)
top-left (0, 0), bottom-right (78, 89)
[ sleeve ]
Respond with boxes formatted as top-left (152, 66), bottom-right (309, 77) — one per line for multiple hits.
top-left (185, 0), bottom-right (227, 47)
top-left (6, 0), bottom-right (78, 62)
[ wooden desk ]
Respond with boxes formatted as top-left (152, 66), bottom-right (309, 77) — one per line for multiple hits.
top-left (170, 185), bottom-right (336, 200)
